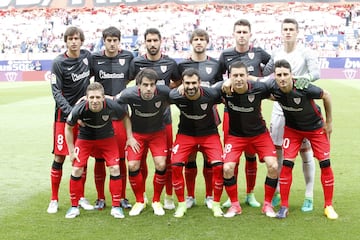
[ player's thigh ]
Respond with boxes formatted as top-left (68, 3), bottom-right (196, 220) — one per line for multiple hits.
top-left (270, 113), bottom-right (285, 147)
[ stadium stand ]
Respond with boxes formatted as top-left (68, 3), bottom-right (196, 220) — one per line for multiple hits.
top-left (0, 1), bottom-right (359, 61)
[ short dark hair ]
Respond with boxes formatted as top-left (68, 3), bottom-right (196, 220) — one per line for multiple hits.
top-left (189, 28), bottom-right (209, 43)
top-left (274, 59), bottom-right (292, 73)
top-left (64, 26), bottom-right (85, 43)
top-left (102, 26), bottom-right (121, 40)
top-left (144, 28), bottom-right (161, 40)
top-left (135, 68), bottom-right (158, 85)
top-left (282, 18), bottom-right (299, 31)
top-left (233, 19), bottom-right (251, 32)
top-left (86, 82), bottom-right (104, 95)
top-left (229, 61), bottom-right (248, 74)
top-left (182, 68), bottom-right (200, 81)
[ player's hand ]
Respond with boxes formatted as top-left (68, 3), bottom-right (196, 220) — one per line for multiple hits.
top-left (221, 79), bottom-right (233, 95)
top-left (323, 121), bottom-right (332, 141)
top-left (126, 137), bottom-right (140, 154)
top-left (69, 151), bottom-right (80, 163)
top-left (177, 84), bottom-right (185, 96)
top-left (77, 119), bottom-right (85, 127)
top-left (294, 77), bottom-right (310, 90)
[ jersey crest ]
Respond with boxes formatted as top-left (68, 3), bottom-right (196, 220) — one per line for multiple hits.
top-left (119, 59), bottom-right (125, 66)
top-left (102, 115), bottom-right (110, 121)
top-left (160, 65), bottom-right (167, 73)
top-left (248, 52), bottom-right (254, 60)
top-left (293, 97), bottom-right (301, 105)
top-left (206, 67), bottom-right (212, 75)
top-left (83, 58), bottom-right (89, 65)
top-left (155, 101), bottom-right (162, 108)
top-left (248, 94), bottom-right (255, 103)
top-left (200, 103), bottom-right (208, 110)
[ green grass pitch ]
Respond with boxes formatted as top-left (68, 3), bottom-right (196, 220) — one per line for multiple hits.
top-left (0, 79), bottom-right (359, 239)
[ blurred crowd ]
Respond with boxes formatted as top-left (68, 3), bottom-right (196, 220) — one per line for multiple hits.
top-left (0, 2), bottom-right (359, 60)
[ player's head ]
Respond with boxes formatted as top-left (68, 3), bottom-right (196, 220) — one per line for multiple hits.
top-left (233, 19), bottom-right (251, 32)
top-left (274, 59), bottom-right (293, 92)
top-left (229, 61), bottom-right (249, 91)
top-left (189, 28), bottom-right (209, 54)
top-left (64, 26), bottom-right (85, 43)
top-left (86, 82), bottom-right (105, 112)
top-left (190, 28), bottom-right (209, 43)
top-left (136, 68), bottom-right (158, 100)
top-left (281, 18), bottom-right (299, 43)
top-left (233, 19), bottom-right (252, 47)
top-left (144, 28), bottom-right (162, 56)
top-left (182, 68), bottom-right (201, 99)
top-left (102, 26), bottom-right (121, 41)
top-left (102, 26), bottom-right (121, 55)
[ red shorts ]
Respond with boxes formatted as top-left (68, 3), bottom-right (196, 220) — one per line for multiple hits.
top-left (171, 134), bottom-right (223, 164)
top-left (223, 132), bottom-right (276, 163)
top-left (283, 126), bottom-right (330, 160)
top-left (73, 137), bottom-right (119, 168)
top-left (126, 129), bottom-right (168, 161)
top-left (53, 122), bottom-right (78, 155)
top-left (222, 111), bottom-right (257, 156)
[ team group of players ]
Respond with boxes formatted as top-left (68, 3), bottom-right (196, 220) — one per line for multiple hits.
top-left (47, 18), bottom-right (338, 220)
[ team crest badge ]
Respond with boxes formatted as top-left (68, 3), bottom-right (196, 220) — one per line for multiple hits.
top-left (155, 101), bottom-right (162, 108)
top-left (102, 115), bottom-right (110, 121)
top-left (248, 52), bottom-right (254, 60)
top-left (160, 65), bottom-right (167, 73)
top-left (293, 98), bottom-right (301, 105)
top-left (119, 59), bottom-right (125, 66)
top-left (248, 94), bottom-right (255, 103)
top-left (200, 103), bottom-right (208, 110)
top-left (57, 145), bottom-right (63, 151)
top-left (83, 58), bottom-right (88, 65)
top-left (206, 67), bottom-right (212, 74)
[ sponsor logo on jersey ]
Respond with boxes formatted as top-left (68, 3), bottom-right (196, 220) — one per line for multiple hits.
top-left (248, 94), bottom-right (255, 103)
top-left (293, 97), bottom-right (301, 104)
top-left (248, 52), bottom-right (254, 59)
top-left (102, 115), bottom-right (110, 121)
top-left (160, 66), bottom-right (167, 73)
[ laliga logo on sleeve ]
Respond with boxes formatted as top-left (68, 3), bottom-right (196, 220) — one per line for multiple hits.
top-left (343, 69), bottom-right (357, 79)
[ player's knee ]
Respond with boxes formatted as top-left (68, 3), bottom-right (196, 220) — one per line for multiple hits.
top-left (72, 167), bottom-right (83, 177)
top-left (109, 165), bottom-right (120, 176)
top-left (128, 161), bottom-right (140, 172)
top-left (223, 163), bottom-right (234, 178)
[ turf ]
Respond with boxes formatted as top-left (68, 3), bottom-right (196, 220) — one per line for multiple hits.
top-left (0, 79), bottom-right (359, 240)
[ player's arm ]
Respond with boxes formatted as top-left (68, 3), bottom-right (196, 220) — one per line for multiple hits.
top-left (321, 89), bottom-right (332, 140)
top-left (50, 62), bottom-right (73, 115)
top-left (123, 114), bottom-right (140, 153)
top-left (294, 49), bottom-right (320, 89)
top-left (65, 123), bottom-right (79, 163)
